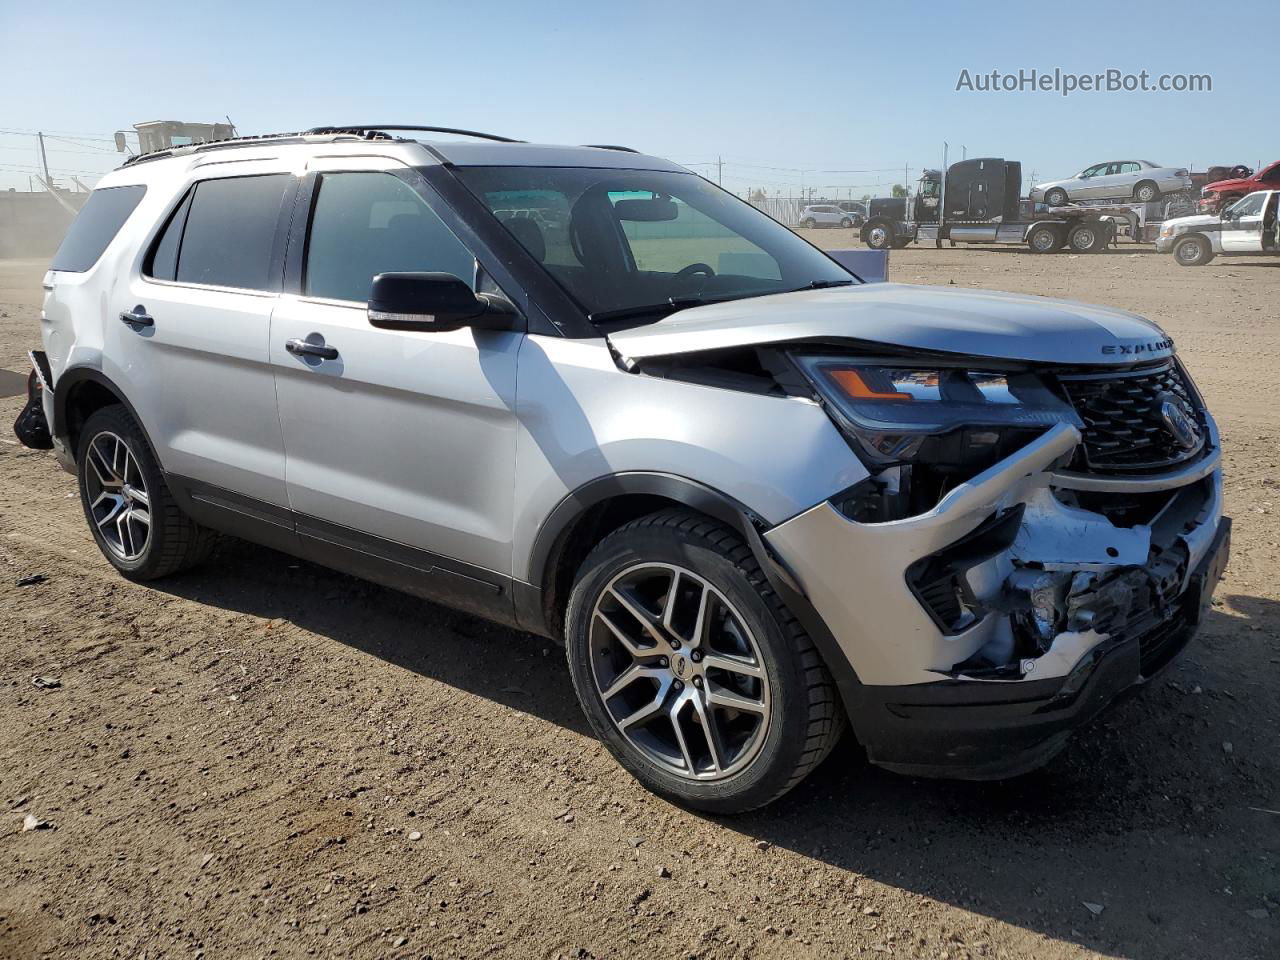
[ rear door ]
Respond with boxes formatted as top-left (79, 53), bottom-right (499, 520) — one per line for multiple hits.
top-left (121, 162), bottom-right (296, 511)
top-left (268, 156), bottom-right (522, 613)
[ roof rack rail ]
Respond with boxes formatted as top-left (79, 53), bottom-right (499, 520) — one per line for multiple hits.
top-left (120, 129), bottom-right (374, 166)
top-left (305, 125), bottom-right (523, 143)
top-left (582, 144), bottom-right (638, 153)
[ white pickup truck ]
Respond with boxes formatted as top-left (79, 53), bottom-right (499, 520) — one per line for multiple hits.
top-left (1156, 189), bottom-right (1280, 265)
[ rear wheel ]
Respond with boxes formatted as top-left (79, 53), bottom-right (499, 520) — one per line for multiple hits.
top-left (801, 218), bottom-right (816, 229)
top-left (1173, 234), bottom-right (1214, 266)
top-left (1027, 224), bottom-right (1063, 253)
top-left (77, 405), bottom-right (215, 580)
top-left (1067, 223), bottom-right (1107, 253)
top-left (839, 217), bottom-right (853, 228)
top-left (1134, 181), bottom-right (1160, 203)
top-left (564, 510), bottom-right (844, 813)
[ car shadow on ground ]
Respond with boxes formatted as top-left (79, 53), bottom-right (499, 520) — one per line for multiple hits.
top-left (153, 538), bottom-right (1276, 959)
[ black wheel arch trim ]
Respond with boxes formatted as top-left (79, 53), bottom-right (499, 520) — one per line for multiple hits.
top-left (521, 471), bottom-right (867, 720)
top-left (52, 366), bottom-right (157, 462)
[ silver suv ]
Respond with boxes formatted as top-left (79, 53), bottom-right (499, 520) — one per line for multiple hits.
top-left (17, 126), bottom-right (1230, 812)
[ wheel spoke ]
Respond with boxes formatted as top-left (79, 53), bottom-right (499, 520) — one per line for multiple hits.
top-left (701, 652), bottom-right (764, 680)
top-left (600, 663), bottom-right (664, 701)
top-left (596, 608), bottom-right (658, 658)
top-left (689, 584), bottom-right (713, 648)
top-left (669, 694), bottom-right (698, 773)
top-left (129, 507), bottom-right (151, 527)
top-left (606, 587), bottom-right (666, 647)
top-left (95, 496), bottom-right (125, 530)
top-left (689, 692), bottom-right (725, 774)
top-left (87, 441), bottom-right (117, 487)
top-left (706, 684), bottom-right (767, 715)
top-left (125, 484), bottom-right (149, 509)
top-left (617, 680), bottom-right (671, 731)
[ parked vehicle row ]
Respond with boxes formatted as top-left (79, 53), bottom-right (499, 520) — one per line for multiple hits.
top-left (14, 125), bottom-right (1229, 812)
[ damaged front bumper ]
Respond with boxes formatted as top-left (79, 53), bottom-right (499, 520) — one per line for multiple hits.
top-left (765, 420), bottom-right (1230, 779)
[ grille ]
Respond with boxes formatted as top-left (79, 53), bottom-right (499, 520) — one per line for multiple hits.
top-left (1059, 361), bottom-right (1205, 472)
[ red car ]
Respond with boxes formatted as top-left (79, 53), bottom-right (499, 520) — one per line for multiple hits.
top-left (1200, 160), bottom-right (1280, 212)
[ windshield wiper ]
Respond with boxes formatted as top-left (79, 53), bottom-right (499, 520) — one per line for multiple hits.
top-left (797, 279), bottom-right (856, 290)
top-left (589, 296), bottom-right (714, 324)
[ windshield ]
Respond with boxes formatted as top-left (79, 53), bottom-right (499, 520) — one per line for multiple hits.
top-left (456, 166), bottom-right (855, 322)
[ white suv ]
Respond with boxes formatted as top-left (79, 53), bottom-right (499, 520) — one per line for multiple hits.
top-left (799, 204), bottom-right (855, 228)
top-left (16, 126), bottom-right (1229, 812)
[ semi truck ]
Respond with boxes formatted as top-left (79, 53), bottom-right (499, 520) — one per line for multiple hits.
top-left (860, 158), bottom-right (1167, 254)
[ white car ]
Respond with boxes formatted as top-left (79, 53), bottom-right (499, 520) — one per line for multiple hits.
top-left (1031, 161), bottom-right (1192, 207)
top-left (799, 204), bottom-right (855, 228)
top-left (1157, 190), bottom-right (1280, 265)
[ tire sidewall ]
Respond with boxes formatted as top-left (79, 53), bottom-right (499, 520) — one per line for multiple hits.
top-left (76, 407), bottom-right (170, 579)
top-left (564, 523), bottom-right (816, 813)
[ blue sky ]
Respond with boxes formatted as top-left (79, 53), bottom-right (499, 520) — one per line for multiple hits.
top-left (0, 0), bottom-right (1267, 197)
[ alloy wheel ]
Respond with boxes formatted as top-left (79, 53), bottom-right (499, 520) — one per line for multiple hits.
top-left (83, 431), bottom-right (151, 561)
top-left (590, 563), bottom-right (771, 781)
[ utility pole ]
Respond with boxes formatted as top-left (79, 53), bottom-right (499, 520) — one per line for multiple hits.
top-left (37, 132), bottom-right (52, 190)
top-left (716, 156), bottom-right (723, 185)
top-left (962, 145), bottom-right (967, 160)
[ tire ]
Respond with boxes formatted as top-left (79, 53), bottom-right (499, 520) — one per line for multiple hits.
top-left (564, 509), bottom-right (844, 814)
top-left (77, 405), bottom-right (215, 581)
top-left (864, 221), bottom-right (894, 249)
top-left (1067, 223), bottom-right (1106, 253)
top-left (1134, 181), bottom-right (1160, 203)
top-left (1173, 234), bottom-right (1214, 266)
top-left (1044, 188), bottom-right (1069, 207)
top-left (801, 218), bottom-right (816, 229)
top-left (839, 217), bottom-right (853, 228)
top-left (1027, 224), bottom-right (1063, 253)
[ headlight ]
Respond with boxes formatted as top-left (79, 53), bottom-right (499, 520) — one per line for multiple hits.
top-left (1159, 224), bottom-right (1175, 238)
top-left (791, 354), bottom-right (1079, 465)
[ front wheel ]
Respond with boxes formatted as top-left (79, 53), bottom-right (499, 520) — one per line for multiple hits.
top-left (1173, 234), bottom-right (1214, 266)
top-left (564, 510), bottom-right (844, 813)
top-left (864, 221), bottom-right (894, 249)
top-left (77, 405), bottom-right (215, 580)
top-left (1044, 188), bottom-right (1069, 207)
top-left (839, 217), bottom-right (853, 228)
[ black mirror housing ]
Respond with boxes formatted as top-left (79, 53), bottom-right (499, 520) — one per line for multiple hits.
top-left (367, 272), bottom-right (510, 332)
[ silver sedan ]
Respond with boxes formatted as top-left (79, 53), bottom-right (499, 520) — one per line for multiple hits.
top-left (1030, 160), bottom-right (1192, 206)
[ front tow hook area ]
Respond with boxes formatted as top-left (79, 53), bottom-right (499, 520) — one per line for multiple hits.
top-left (12, 352), bottom-right (53, 450)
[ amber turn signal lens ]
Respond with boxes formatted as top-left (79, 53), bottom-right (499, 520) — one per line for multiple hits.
top-left (828, 368), bottom-right (912, 401)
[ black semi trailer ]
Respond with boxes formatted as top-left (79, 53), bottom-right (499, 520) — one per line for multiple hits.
top-left (861, 158), bottom-right (1165, 253)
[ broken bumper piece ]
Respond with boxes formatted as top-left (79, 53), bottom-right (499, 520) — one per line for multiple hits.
top-left (765, 420), bottom-right (1230, 780)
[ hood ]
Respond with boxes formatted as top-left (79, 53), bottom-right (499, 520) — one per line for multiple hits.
top-left (608, 284), bottom-right (1173, 366)
top-left (1030, 177), bottom-right (1074, 194)
top-left (1165, 213), bottom-right (1221, 230)
top-left (1203, 176), bottom-right (1254, 193)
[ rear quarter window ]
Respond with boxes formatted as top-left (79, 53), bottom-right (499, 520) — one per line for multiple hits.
top-left (50, 184), bottom-right (147, 272)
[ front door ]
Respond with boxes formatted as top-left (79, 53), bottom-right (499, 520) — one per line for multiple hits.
top-left (1220, 192), bottom-right (1267, 252)
top-left (268, 157), bottom-right (522, 615)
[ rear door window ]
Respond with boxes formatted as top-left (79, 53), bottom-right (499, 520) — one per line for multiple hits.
top-left (50, 184), bottom-right (147, 272)
top-left (175, 174), bottom-right (292, 291)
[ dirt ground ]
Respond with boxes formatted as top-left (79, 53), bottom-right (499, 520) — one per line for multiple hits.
top-left (0, 243), bottom-right (1277, 960)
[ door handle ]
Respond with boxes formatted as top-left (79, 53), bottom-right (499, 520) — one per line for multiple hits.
top-left (119, 305), bottom-right (154, 328)
top-left (285, 337), bottom-right (338, 361)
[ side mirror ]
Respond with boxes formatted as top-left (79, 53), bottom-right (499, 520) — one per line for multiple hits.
top-left (367, 272), bottom-right (513, 332)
